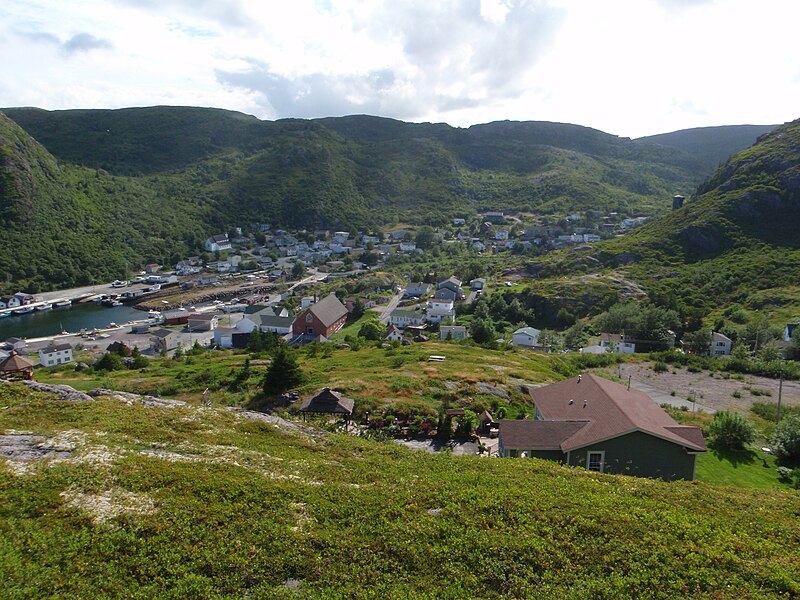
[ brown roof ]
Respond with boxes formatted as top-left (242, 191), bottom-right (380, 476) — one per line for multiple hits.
top-left (499, 420), bottom-right (589, 450)
top-left (528, 374), bottom-right (706, 452)
top-left (299, 387), bottom-right (354, 415)
top-left (307, 294), bottom-right (348, 328)
top-left (0, 351), bottom-right (34, 371)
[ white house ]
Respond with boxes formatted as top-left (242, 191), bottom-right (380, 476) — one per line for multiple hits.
top-left (213, 327), bottom-right (235, 349)
top-left (39, 343), bottom-right (73, 367)
top-left (405, 282), bottom-right (431, 298)
top-left (710, 332), bottom-right (733, 356)
top-left (511, 327), bottom-right (541, 348)
top-left (599, 333), bottom-right (636, 354)
top-left (399, 241), bottom-right (417, 253)
top-left (390, 309), bottom-right (426, 329)
top-left (205, 234), bottom-right (232, 253)
top-left (452, 217), bottom-right (466, 226)
top-left (495, 230), bottom-right (509, 241)
top-left (426, 299), bottom-right (455, 323)
top-left (384, 325), bottom-right (404, 342)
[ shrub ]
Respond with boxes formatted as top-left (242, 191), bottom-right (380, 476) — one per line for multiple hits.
top-left (772, 414), bottom-right (800, 462)
top-left (653, 361), bottom-right (668, 373)
top-left (776, 466), bottom-right (794, 482)
top-left (706, 410), bottom-right (757, 451)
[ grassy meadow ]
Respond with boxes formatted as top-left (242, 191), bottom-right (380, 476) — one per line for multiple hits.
top-left (1, 382), bottom-right (799, 598)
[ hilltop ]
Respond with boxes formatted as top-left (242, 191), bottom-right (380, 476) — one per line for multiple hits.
top-left (1, 381), bottom-right (799, 597)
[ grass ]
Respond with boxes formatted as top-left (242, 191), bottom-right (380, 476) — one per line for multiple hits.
top-left (1, 383), bottom-right (800, 598)
top-left (694, 446), bottom-right (790, 489)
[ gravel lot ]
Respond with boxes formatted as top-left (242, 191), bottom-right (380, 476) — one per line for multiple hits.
top-left (614, 362), bottom-right (800, 415)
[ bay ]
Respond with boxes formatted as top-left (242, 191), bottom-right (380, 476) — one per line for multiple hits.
top-left (0, 302), bottom-right (146, 340)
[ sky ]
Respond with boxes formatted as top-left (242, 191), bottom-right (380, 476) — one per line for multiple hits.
top-left (1, 0), bottom-right (798, 138)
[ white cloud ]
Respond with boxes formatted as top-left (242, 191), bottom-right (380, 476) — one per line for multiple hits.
top-left (0, 0), bottom-right (798, 137)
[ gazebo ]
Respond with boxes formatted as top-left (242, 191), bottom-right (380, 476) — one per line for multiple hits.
top-left (0, 351), bottom-right (34, 381)
top-left (298, 387), bottom-right (354, 426)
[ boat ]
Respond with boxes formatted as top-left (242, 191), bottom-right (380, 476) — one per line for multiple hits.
top-left (14, 306), bottom-right (35, 314)
top-left (0, 312), bottom-right (10, 319)
top-left (111, 280), bottom-right (128, 288)
top-left (36, 303), bottom-right (53, 311)
top-left (54, 299), bottom-right (72, 308)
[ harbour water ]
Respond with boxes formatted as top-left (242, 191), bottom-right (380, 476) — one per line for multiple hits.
top-left (0, 302), bottom-right (145, 340)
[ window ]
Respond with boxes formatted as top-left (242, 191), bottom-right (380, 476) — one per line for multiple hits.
top-left (306, 313), bottom-right (313, 323)
top-left (587, 451), bottom-right (605, 472)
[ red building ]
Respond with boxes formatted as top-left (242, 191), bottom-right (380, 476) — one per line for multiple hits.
top-left (291, 294), bottom-right (348, 339)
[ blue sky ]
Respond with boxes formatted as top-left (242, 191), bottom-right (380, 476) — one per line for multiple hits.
top-left (1, 0), bottom-right (798, 137)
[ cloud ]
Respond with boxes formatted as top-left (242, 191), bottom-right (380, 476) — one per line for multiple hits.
top-left (62, 33), bottom-right (113, 55)
top-left (114, 0), bottom-right (251, 30)
top-left (216, 0), bottom-right (565, 121)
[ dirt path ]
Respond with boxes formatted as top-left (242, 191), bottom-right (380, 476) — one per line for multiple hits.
top-left (610, 362), bottom-right (800, 415)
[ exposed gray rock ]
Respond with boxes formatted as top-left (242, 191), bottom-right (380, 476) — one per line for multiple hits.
top-left (88, 389), bottom-right (185, 408)
top-left (14, 380), bottom-right (93, 402)
top-left (225, 407), bottom-right (324, 437)
top-left (476, 382), bottom-right (509, 400)
top-left (0, 433), bottom-right (72, 462)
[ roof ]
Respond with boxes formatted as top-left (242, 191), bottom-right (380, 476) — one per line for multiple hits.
top-left (299, 388), bottom-right (354, 415)
top-left (513, 327), bottom-right (541, 337)
top-left (259, 314), bottom-right (294, 328)
top-left (384, 325), bottom-right (403, 338)
top-left (0, 351), bottom-right (34, 371)
top-left (711, 331), bottom-right (732, 342)
top-left (391, 309), bottom-right (424, 317)
top-left (437, 276), bottom-right (462, 289)
top-left (306, 294), bottom-right (348, 327)
top-left (41, 343), bottom-right (72, 353)
top-left (187, 313), bottom-right (218, 322)
top-left (500, 420), bottom-right (589, 450)
top-left (151, 328), bottom-right (179, 339)
top-left (528, 374), bottom-right (706, 452)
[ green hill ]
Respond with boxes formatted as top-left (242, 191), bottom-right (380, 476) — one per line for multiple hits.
top-left (1, 381), bottom-right (799, 598)
top-left (637, 124), bottom-right (779, 172)
top-left (0, 106), bottom-right (774, 291)
top-left (581, 118), bottom-right (800, 321)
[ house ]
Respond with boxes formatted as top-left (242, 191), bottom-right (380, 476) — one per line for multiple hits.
top-left (434, 287), bottom-right (459, 302)
top-left (187, 313), bottom-right (219, 332)
top-left (495, 230), bottom-right (509, 241)
top-left (144, 263), bottom-right (162, 274)
top-left (452, 217), bottom-right (466, 226)
top-left (38, 343), bottom-right (73, 367)
top-left (162, 310), bottom-right (190, 326)
top-left (710, 332), bottom-right (733, 357)
top-left (440, 325), bottom-right (467, 340)
top-left (238, 306), bottom-right (292, 334)
top-left (291, 294), bottom-right (348, 338)
top-left (13, 292), bottom-right (35, 306)
top-left (405, 282), bottom-right (431, 298)
top-left (205, 234), bottom-right (232, 253)
top-left (470, 278), bottom-right (486, 290)
top-left (150, 329), bottom-right (182, 353)
top-left (384, 325), bottom-right (404, 342)
top-left (498, 374), bottom-right (706, 480)
top-left (213, 327), bottom-right (235, 349)
top-left (4, 337), bottom-right (28, 352)
top-left (0, 295), bottom-right (20, 309)
top-left (399, 241), bottom-right (417, 253)
top-left (390, 309), bottom-right (426, 329)
top-left (599, 333), bottom-right (636, 354)
top-left (426, 299), bottom-right (455, 323)
top-left (259, 313), bottom-right (295, 335)
top-left (511, 327), bottom-right (541, 348)
top-left (437, 276), bottom-right (463, 299)
top-left (784, 322), bottom-right (799, 343)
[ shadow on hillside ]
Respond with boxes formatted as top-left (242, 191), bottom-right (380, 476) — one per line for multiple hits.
top-left (709, 446), bottom-right (759, 468)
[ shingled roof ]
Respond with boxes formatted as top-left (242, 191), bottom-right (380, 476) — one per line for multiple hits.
top-left (298, 387), bottom-right (354, 415)
top-left (307, 294), bottom-right (348, 328)
top-left (526, 374), bottom-right (706, 452)
top-left (0, 351), bottom-right (34, 372)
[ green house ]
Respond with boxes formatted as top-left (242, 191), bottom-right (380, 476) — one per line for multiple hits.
top-left (498, 374), bottom-right (706, 480)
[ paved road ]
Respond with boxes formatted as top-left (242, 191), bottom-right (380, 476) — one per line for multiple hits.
top-left (378, 293), bottom-right (403, 324)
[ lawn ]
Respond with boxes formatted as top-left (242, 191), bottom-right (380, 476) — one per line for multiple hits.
top-left (695, 446), bottom-right (791, 489)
